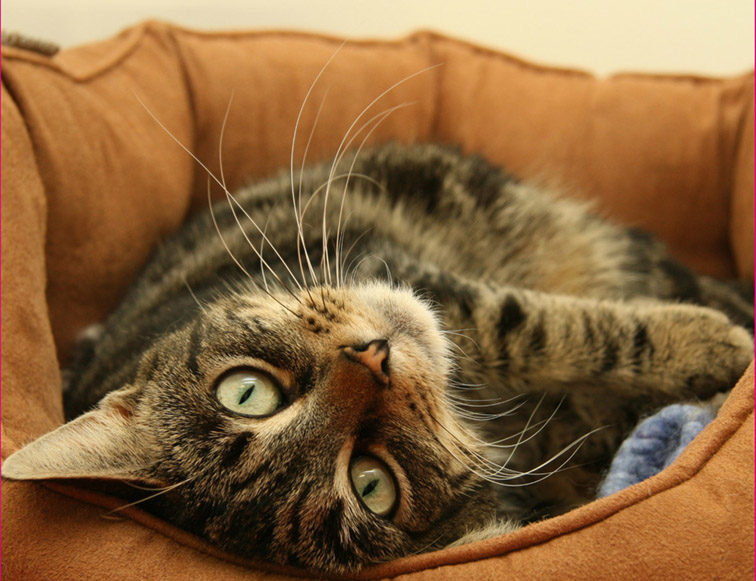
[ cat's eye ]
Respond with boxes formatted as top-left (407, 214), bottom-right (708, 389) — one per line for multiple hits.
top-left (215, 369), bottom-right (283, 417)
top-left (350, 456), bottom-right (398, 517)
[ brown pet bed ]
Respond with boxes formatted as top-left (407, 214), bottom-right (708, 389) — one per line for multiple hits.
top-left (2, 22), bottom-right (754, 580)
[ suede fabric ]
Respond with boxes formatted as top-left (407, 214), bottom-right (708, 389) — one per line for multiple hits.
top-left (2, 22), bottom-right (753, 580)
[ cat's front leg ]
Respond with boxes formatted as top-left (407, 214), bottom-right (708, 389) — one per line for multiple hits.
top-left (469, 287), bottom-right (753, 399)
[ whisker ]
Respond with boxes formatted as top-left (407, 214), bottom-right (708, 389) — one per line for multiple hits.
top-left (430, 421), bottom-right (524, 484)
top-left (181, 275), bottom-right (207, 314)
top-left (321, 64), bottom-right (441, 286)
top-left (217, 91), bottom-right (233, 204)
top-left (298, 89), bottom-right (330, 213)
top-left (429, 389), bottom-right (599, 486)
top-left (296, 89), bottom-right (330, 293)
top-left (446, 393), bottom-right (506, 404)
top-left (498, 394), bottom-right (552, 468)
top-left (299, 172), bottom-right (384, 240)
top-left (341, 229), bottom-right (375, 283)
top-left (448, 381), bottom-right (489, 390)
top-left (102, 477), bottom-right (194, 519)
top-left (205, 180), bottom-right (298, 317)
top-left (258, 212), bottom-right (274, 294)
top-left (133, 91), bottom-right (302, 308)
top-left (222, 191), bottom-right (304, 297)
top-left (441, 329), bottom-right (483, 354)
top-left (448, 407), bottom-right (524, 423)
top-left (345, 252), bottom-right (375, 285)
top-left (444, 401), bottom-right (554, 449)
top-left (443, 339), bottom-right (479, 365)
top-left (205, 179), bottom-right (255, 285)
top-left (290, 42), bottom-right (346, 289)
top-left (216, 96), bottom-right (304, 299)
top-left (495, 429), bottom-right (601, 486)
top-left (331, 102), bottom-right (415, 286)
top-left (446, 393), bottom-right (525, 410)
top-left (345, 252), bottom-right (395, 287)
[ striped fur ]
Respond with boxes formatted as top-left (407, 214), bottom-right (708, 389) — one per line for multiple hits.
top-left (4, 143), bottom-right (753, 572)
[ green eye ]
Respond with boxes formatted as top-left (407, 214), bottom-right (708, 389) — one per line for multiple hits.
top-left (216, 369), bottom-right (282, 417)
top-left (350, 456), bottom-right (398, 517)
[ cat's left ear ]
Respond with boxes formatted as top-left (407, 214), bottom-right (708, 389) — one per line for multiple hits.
top-left (2, 386), bottom-right (160, 484)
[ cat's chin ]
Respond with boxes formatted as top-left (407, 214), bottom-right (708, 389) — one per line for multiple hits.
top-left (350, 282), bottom-right (452, 367)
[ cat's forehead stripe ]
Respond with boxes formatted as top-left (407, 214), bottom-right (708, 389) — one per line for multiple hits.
top-left (185, 319), bottom-right (204, 379)
top-left (208, 310), bottom-right (303, 374)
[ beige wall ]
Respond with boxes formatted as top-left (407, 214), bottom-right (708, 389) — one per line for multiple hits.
top-left (2, 0), bottom-right (753, 76)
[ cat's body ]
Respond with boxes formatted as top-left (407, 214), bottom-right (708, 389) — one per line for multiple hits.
top-left (4, 143), bottom-right (753, 572)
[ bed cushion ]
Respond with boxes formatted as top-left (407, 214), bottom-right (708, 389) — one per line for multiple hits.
top-left (2, 21), bottom-right (753, 580)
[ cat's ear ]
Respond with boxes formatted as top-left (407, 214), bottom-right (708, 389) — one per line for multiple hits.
top-left (2, 386), bottom-right (160, 484)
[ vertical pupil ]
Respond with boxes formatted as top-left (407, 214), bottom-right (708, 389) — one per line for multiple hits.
top-left (361, 479), bottom-right (378, 498)
top-left (238, 385), bottom-right (255, 405)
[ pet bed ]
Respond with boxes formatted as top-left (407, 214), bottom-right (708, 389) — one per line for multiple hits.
top-left (2, 22), bottom-right (753, 580)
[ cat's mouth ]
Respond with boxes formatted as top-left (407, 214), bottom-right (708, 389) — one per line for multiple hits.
top-left (340, 282), bottom-right (452, 367)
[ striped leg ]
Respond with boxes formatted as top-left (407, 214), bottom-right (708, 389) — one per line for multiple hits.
top-left (464, 287), bottom-right (753, 398)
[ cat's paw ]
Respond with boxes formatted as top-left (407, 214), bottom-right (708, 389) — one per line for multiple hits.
top-left (650, 305), bottom-right (753, 397)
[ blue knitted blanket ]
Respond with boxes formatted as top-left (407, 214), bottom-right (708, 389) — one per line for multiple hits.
top-left (598, 401), bottom-right (719, 498)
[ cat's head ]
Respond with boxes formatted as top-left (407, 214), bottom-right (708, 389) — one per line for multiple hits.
top-left (2, 281), bottom-right (500, 572)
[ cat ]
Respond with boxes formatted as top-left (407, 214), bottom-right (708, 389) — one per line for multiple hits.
top-left (2, 140), bottom-right (753, 573)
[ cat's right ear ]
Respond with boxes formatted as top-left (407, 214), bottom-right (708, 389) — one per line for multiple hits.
top-left (2, 386), bottom-right (160, 484)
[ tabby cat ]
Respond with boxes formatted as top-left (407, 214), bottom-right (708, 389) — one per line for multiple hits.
top-left (3, 140), bottom-right (753, 572)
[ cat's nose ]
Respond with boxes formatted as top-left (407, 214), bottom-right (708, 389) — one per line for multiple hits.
top-left (341, 339), bottom-right (390, 387)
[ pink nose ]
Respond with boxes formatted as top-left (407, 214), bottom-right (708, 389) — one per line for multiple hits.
top-left (341, 340), bottom-right (390, 387)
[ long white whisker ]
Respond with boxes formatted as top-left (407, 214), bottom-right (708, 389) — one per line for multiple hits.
top-left (102, 477), bottom-right (194, 519)
top-left (223, 192), bottom-right (304, 297)
top-left (299, 172), bottom-right (384, 233)
top-left (258, 212), bottom-right (273, 294)
top-left (446, 393), bottom-right (525, 409)
top-left (218, 91), bottom-right (234, 204)
top-left (498, 394), bottom-right (552, 468)
top-left (451, 425), bottom-right (603, 489)
top-left (215, 95), bottom-right (304, 298)
top-left (495, 428), bottom-right (600, 485)
top-left (181, 275), bottom-right (207, 314)
top-left (205, 179), bottom-right (255, 285)
top-left (432, 390), bottom-right (600, 484)
top-left (345, 249), bottom-right (397, 286)
top-left (133, 91), bottom-right (302, 305)
top-left (431, 422), bottom-right (524, 484)
top-left (204, 181), bottom-right (296, 315)
top-left (446, 407), bottom-right (553, 449)
top-left (448, 406), bottom-right (527, 423)
top-left (434, 415), bottom-right (519, 472)
top-left (133, 90), bottom-right (224, 194)
top-left (434, 417), bottom-right (562, 483)
top-left (446, 392), bottom-right (509, 404)
top-left (218, 94), bottom-right (287, 293)
top-left (296, 89), bottom-right (330, 291)
top-left (290, 42), bottom-right (346, 288)
top-left (298, 89), bottom-right (330, 208)
top-left (321, 64), bottom-right (441, 285)
top-left (441, 329), bottom-right (483, 354)
top-left (341, 229), bottom-right (375, 283)
top-left (334, 102), bottom-right (414, 286)
top-left (443, 339), bottom-right (479, 365)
